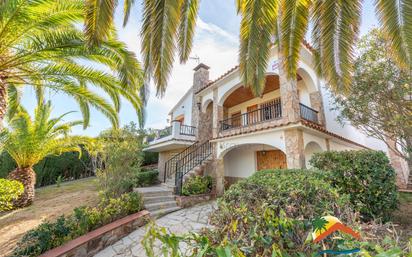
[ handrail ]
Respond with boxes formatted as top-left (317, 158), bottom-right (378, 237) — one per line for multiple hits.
top-left (164, 141), bottom-right (199, 182)
top-left (299, 103), bottom-right (319, 124)
top-left (175, 141), bottom-right (213, 195)
top-left (220, 99), bottom-right (282, 131)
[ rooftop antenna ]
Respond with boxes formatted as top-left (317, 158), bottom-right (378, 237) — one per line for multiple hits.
top-left (189, 55), bottom-right (200, 64)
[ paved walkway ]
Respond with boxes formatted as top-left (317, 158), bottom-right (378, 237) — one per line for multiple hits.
top-left (95, 201), bottom-right (217, 257)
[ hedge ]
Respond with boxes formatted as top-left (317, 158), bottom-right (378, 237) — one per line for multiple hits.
top-left (310, 150), bottom-right (398, 222)
top-left (0, 147), bottom-right (95, 188)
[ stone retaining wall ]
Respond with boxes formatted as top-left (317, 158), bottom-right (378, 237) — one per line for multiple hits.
top-left (39, 210), bottom-right (150, 257)
top-left (176, 194), bottom-right (211, 208)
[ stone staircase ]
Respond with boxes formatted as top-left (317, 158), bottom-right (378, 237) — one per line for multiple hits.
top-left (134, 186), bottom-right (181, 218)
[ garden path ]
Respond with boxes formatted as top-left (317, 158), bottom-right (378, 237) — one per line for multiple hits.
top-left (95, 201), bottom-right (217, 257)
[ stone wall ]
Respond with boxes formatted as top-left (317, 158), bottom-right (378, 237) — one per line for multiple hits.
top-left (158, 148), bottom-right (186, 181)
top-left (284, 128), bottom-right (305, 169)
top-left (40, 210), bottom-right (149, 257)
top-left (191, 64), bottom-right (210, 129)
top-left (175, 194), bottom-right (211, 208)
top-left (309, 91), bottom-right (326, 126)
top-left (197, 102), bottom-right (213, 142)
top-left (387, 138), bottom-right (410, 189)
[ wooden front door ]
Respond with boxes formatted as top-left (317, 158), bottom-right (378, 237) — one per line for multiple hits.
top-left (231, 111), bottom-right (241, 127)
top-left (256, 150), bottom-right (287, 170)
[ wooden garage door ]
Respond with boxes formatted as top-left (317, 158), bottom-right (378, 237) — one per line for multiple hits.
top-left (256, 150), bottom-right (287, 170)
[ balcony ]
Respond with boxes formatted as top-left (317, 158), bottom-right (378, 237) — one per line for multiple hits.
top-left (145, 121), bottom-right (197, 151)
top-left (218, 99), bottom-right (320, 136)
top-left (220, 98), bottom-right (282, 131)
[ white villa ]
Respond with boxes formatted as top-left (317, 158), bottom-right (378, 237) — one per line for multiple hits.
top-left (144, 43), bottom-right (411, 195)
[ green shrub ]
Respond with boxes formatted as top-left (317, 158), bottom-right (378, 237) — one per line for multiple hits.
top-left (0, 178), bottom-right (24, 212)
top-left (142, 152), bottom-right (158, 166)
top-left (11, 192), bottom-right (143, 257)
top-left (144, 169), bottom-right (354, 256)
top-left (133, 169), bottom-right (159, 187)
top-left (96, 134), bottom-right (143, 197)
top-left (310, 150), bottom-right (398, 222)
top-left (181, 176), bottom-right (212, 196)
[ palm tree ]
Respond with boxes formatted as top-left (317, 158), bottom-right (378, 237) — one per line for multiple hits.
top-left (0, 101), bottom-right (93, 207)
top-left (0, 0), bottom-right (144, 129)
top-left (84, 0), bottom-right (411, 95)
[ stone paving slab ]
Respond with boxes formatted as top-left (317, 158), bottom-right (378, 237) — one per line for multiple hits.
top-left (95, 201), bottom-right (217, 257)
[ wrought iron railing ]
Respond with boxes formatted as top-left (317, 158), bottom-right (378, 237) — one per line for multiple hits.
top-left (164, 141), bottom-right (199, 182)
top-left (299, 103), bottom-right (319, 124)
top-left (175, 141), bottom-right (213, 195)
top-left (220, 99), bottom-right (282, 131)
top-left (158, 126), bottom-right (172, 138)
top-left (180, 124), bottom-right (197, 136)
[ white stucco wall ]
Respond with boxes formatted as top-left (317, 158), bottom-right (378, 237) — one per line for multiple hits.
top-left (320, 83), bottom-right (389, 153)
top-left (216, 129), bottom-right (285, 159)
top-left (170, 89), bottom-right (193, 126)
top-left (224, 146), bottom-right (257, 178)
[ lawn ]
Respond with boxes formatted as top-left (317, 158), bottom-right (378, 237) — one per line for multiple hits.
top-left (0, 177), bottom-right (99, 257)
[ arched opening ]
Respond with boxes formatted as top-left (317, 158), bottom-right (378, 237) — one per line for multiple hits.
top-left (304, 141), bottom-right (323, 168)
top-left (222, 143), bottom-right (287, 187)
top-left (297, 67), bottom-right (318, 107)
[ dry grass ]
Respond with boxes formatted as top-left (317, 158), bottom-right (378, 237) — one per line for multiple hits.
top-left (0, 177), bottom-right (99, 257)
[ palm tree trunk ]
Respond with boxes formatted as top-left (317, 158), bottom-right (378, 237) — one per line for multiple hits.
top-left (0, 78), bottom-right (7, 129)
top-left (7, 167), bottom-right (36, 207)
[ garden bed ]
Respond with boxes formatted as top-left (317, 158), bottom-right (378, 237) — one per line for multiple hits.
top-left (0, 177), bottom-right (99, 257)
top-left (39, 210), bottom-right (149, 257)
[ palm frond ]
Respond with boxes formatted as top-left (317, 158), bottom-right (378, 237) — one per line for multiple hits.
top-left (123, 0), bottom-right (135, 27)
top-left (84, 0), bottom-right (117, 45)
top-left (143, 0), bottom-right (182, 96)
top-left (375, 0), bottom-right (409, 69)
top-left (239, 0), bottom-right (278, 96)
top-left (280, 0), bottom-right (311, 78)
top-left (178, 0), bottom-right (199, 63)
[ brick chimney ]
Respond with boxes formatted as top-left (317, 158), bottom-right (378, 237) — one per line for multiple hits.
top-left (191, 63), bottom-right (210, 129)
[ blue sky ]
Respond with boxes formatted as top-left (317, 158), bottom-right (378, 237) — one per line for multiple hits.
top-left (21, 0), bottom-right (378, 136)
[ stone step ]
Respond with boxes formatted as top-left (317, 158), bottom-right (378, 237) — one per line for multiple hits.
top-left (134, 187), bottom-right (174, 197)
top-left (150, 206), bottom-right (182, 219)
top-left (143, 195), bottom-right (176, 205)
top-left (145, 201), bottom-right (178, 212)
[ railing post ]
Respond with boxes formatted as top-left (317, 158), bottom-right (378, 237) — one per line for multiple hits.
top-left (172, 120), bottom-right (180, 137)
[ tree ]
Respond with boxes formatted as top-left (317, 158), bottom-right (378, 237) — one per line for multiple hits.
top-left (84, 0), bottom-right (411, 96)
top-left (0, 101), bottom-right (93, 207)
top-left (0, 0), bottom-right (144, 128)
top-left (335, 29), bottom-right (412, 170)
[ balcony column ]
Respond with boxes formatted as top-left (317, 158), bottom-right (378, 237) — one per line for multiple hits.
top-left (171, 120), bottom-right (181, 138)
top-left (213, 89), bottom-right (223, 138)
top-left (211, 157), bottom-right (225, 196)
top-left (309, 91), bottom-right (326, 125)
top-left (284, 128), bottom-right (306, 169)
top-left (279, 62), bottom-right (300, 123)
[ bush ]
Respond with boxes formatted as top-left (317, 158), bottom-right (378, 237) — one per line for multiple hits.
top-left (133, 169), bottom-right (159, 187)
top-left (310, 150), bottom-right (398, 222)
top-left (144, 169), bottom-right (354, 256)
top-left (96, 132), bottom-right (143, 197)
top-left (181, 176), bottom-right (212, 196)
top-left (0, 178), bottom-right (24, 212)
top-left (142, 152), bottom-right (158, 166)
top-left (11, 192), bottom-right (143, 257)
